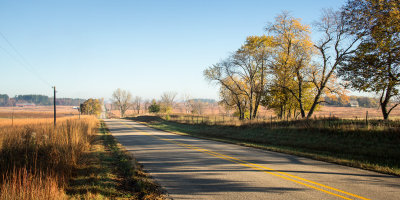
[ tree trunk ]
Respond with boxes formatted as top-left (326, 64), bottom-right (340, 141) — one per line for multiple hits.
top-left (298, 76), bottom-right (306, 118)
top-left (252, 103), bottom-right (259, 119)
top-left (306, 89), bottom-right (323, 119)
top-left (381, 102), bottom-right (389, 120)
top-left (380, 85), bottom-right (393, 120)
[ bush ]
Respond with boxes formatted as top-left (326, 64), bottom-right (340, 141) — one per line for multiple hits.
top-left (148, 100), bottom-right (160, 113)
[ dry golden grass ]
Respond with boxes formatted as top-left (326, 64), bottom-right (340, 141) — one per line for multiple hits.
top-left (0, 106), bottom-right (79, 119)
top-left (0, 115), bottom-right (93, 126)
top-left (315, 106), bottom-right (400, 119)
top-left (0, 115), bottom-right (98, 200)
top-left (0, 168), bottom-right (65, 200)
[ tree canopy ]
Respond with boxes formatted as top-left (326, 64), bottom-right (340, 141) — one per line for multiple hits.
top-left (338, 0), bottom-right (400, 119)
top-left (80, 98), bottom-right (101, 116)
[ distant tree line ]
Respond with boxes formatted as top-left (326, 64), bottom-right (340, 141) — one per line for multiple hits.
top-left (0, 94), bottom-right (85, 106)
top-left (323, 96), bottom-right (378, 108)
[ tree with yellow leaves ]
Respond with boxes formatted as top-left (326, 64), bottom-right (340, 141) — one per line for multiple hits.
top-left (234, 35), bottom-right (275, 119)
top-left (265, 12), bottom-right (316, 119)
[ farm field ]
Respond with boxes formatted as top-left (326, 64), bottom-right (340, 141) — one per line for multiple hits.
top-left (0, 106), bottom-right (80, 126)
top-left (108, 104), bottom-right (400, 120)
top-left (0, 105), bottom-right (79, 118)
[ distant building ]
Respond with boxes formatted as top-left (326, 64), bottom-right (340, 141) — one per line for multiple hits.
top-left (349, 100), bottom-right (359, 107)
top-left (16, 103), bottom-right (36, 107)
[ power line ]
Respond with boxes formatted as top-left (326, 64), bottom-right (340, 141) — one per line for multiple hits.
top-left (0, 31), bottom-right (52, 87)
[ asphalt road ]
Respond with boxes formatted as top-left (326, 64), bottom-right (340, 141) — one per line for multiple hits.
top-left (104, 119), bottom-right (400, 200)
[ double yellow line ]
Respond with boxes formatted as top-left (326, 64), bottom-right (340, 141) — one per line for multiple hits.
top-left (120, 121), bottom-right (370, 200)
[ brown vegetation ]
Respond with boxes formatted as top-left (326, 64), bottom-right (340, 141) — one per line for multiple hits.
top-left (0, 106), bottom-right (79, 119)
top-left (0, 116), bottom-right (98, 199)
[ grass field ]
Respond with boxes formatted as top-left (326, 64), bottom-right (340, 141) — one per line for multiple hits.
top-left (0, 106), bottom-right (79, 119)
top-left (128, 115), bottom-right (400, 176)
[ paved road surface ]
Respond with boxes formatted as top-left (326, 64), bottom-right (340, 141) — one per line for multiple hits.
top-left (104, 119), bottom-right (400, 200)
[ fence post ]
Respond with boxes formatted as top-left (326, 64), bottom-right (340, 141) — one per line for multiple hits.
top-left (366, 111), bottom-right (369, 129)
top-left (270, 115), bottom-right (272, 129)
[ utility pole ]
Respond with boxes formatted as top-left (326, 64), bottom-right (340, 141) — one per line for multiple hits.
top-left (53, 86), bottom-right (56, 127)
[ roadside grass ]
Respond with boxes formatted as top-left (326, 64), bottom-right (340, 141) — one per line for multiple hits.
top-left (0, 116), bottom-right (165, 200)
top-left (0, 116), bottom-right (97, 199)
top-left (127, 116), bottom-right (400, 176)
top-left (67, 120), bottom-right (166, 200)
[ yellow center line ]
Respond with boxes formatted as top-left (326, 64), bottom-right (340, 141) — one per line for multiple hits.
top-left (119, 121), bottom-right (370, 200)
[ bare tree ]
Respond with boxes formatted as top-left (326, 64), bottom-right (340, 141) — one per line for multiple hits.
top-left (143, 99), bottom-right (151, 113)
top-left (160, 91), bottom-right (177, 113)
top-left (133, 96), bottom-right (142, 114)
top-left (204, 60), bottom-right (249, 120)
top-left (182, 93), bottom-right (192, 114)
top-left (189, 100), bottom-right (206, 115)
top-left (306, 9), bottom-right (360, 118)
top-left (112, 88), bottom-right (132, 118)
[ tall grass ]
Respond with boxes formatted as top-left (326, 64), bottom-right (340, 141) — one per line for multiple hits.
top-left (0, 116), bottom-right (98, 199)
top-left (0, 168), bottom-right (65, 200)
top-left (158, 114), bottom-right (400, 131)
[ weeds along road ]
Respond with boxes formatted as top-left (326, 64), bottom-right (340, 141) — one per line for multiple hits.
top-left (104, 119), bottom-right (400, 200)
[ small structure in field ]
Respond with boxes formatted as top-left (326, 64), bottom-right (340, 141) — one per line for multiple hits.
top-left (16, 103), bottom-right (36, 107)
top-left (349, 100), bottom-right (359, 107)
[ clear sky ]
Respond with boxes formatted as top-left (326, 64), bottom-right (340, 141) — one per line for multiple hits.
top-left (0, 0), bottom-right (346, 101)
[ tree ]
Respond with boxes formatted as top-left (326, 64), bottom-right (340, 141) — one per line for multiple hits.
top-left (182, 93), bottom-right (192, 114)
top-left (112, 88), bottom-right (132, 118)
top-left (160, 92), bottom-right (177, 114)
top-left (133, 96), bottom-right (142, 114)
top-left (265, 12), bottom-right (316, 119)
top-left (204, 61), bottom-right (248, 120)
top-left (235, 35), bottom-right (275, 119)
top-left (143, 99), bottom-right (151, 113)
top-left (304, 9), bottom-right (360, 118)
top-left (204, 35), bottom-right (274, 120)
top-left (80, 98), bottom-right (101, 116)
top-left (189, 100), bottom-right (206, 115)
top-left (0, 94), bottom-right (9, 106)
top-left (338, 0), bottom-right (400, 120)
top-left (148, 99), bottom-right (160, 113)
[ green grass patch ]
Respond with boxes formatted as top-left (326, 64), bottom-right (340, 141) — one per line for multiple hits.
top-left (66, 120), bottom-right (166, 200)
top-left (128, 116), bottom-right (400, 176)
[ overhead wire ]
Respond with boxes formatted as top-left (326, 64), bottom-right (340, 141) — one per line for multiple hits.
top-left (0, 31), bottom-right (52, 87)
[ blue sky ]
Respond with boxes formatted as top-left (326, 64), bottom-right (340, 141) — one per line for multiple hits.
top-left (0, 0), bottom-right (346, 100)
